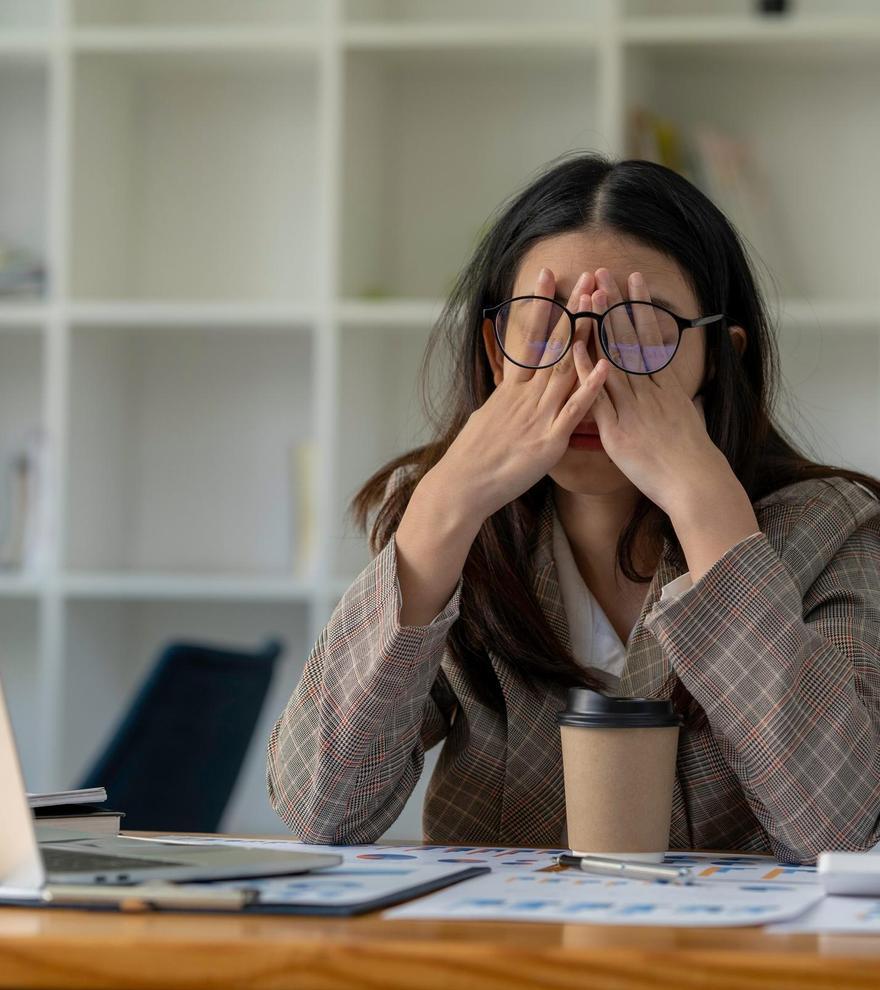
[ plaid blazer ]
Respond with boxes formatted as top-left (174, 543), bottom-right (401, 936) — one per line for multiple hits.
top-left (267, 468), bottom-right (880, 864)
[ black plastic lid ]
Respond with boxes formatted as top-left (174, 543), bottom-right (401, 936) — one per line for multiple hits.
top-left (558, 688), bottom-right (682, 728)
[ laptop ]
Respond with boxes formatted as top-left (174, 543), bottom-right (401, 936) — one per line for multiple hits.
top-left (0, 676), bottom-right (342, 891)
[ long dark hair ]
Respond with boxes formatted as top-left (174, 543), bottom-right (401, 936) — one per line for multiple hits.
top-left (350, 151), bottom-right (880, 713)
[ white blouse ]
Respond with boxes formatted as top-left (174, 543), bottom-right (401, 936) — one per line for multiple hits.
top-left (551, 511), bottom-right (694, 691)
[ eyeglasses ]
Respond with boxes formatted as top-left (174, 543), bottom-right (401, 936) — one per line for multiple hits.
top-left (482, 295), bottom-right (729, 375)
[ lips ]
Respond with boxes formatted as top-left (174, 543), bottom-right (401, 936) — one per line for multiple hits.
top-left (572, 425), bottom-right (600, 436)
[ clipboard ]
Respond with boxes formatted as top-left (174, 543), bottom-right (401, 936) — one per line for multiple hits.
top-left (0, 865), bottom-right (491, 917)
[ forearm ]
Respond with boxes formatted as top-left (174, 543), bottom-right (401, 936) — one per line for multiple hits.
top-left (644, 524), bottom-right (880, 861)
top-left (395, 467), bottom-right (485, 627)
top-left (267, 529), bottom-right (461, 843)
top-left (666, 461), bottom-right (761, 582)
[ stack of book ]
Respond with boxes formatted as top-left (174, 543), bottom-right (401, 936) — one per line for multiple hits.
top-left (27, 787), bottom-right (124, 837)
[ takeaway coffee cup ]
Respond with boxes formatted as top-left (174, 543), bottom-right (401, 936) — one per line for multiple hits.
top-left (558, 689), bottom-right (683, 863)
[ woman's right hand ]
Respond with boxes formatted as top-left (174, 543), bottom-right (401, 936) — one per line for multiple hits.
top-left (429, 267), bottom-right (610, 521)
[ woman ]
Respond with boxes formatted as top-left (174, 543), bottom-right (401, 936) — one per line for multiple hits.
top-left (267, 152), bottom-right (880, 864)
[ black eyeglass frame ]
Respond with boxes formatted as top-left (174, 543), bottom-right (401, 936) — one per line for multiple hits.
top-left (482, 295), bottom-right (730, 375)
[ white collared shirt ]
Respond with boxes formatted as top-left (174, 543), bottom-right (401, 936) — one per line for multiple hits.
top-left (551, 512), bottom-right (693, 690)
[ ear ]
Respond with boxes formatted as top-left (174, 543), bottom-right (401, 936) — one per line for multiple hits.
top-left (482, 317), bottom-right (504, 387)
top-left (703, 323), bottom-right (747, 386)
top-left (728, 323), bottom-right (747, 357)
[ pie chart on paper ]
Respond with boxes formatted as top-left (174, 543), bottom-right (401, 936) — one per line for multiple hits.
top-left (355, 853), bottom-right (419, 860)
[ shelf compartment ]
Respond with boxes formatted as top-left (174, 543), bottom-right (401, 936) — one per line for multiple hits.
top-left (68, 300), bottom-right (318, 328)
top-left (70, 49), bottom-right (320, 302)
top-left (0, 329), bottom-right (44, 449)
top-left (59, 597), bottom-right (311, 833)
top-left (341, 46), bottom-right (602, 302)
top-left (344, 23), bottom-right (601, 50)
top-left (65, 323), bottom-right (314, 576)
top-left (0, 303), bottom-right (48, 328)
top-left (344, 0), bottom-right (603, 25)
top-left (773, 300), bottom-right (880, 334)
top-left (624, 0), bottom-right (880, 17)
top-left (0, 574), bottom-right (41, 596)
top-left (622, 16), bottom-right (880, 58)
top-left (73, 0), bottom-right (320, 27)
top-left (623, 48), bottom-right (880, 304)
top-left (72, 26), bottom-right (321, 54)
top-left (0, 0), bottom-right (54, 30)
top-left (0, 599), bottom-right (41, 788)
top-left (0, 331), bottom-right (45, 579)
top-left (776, 324), bottom-right (880, 479)
top-left (332, 318), bottom-right (445, 581)
top-left (335, 297), bottom-right (443, 327)
top-left (0, 58), bottom-right (48, 303)
top-left (63, 571), bottom-right (312, 601)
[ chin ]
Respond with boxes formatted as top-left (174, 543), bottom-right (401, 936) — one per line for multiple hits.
top-left (549, 458), bottom-right (630, 494)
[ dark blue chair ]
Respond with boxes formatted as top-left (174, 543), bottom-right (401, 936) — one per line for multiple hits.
top-left (77, 638), bottom-right (284, 833)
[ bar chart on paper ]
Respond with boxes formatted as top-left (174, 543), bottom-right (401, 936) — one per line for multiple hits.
top-left (381, 851), bottom-right (824, 927)
top-left (383, 871), bottom-right (823, 927)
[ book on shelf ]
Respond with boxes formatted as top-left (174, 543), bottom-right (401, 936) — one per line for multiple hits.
top-left (0, 449), bottom-right (29, 570)
top-left (0, 242), bottom-right (45, 299)
top-left (289, 438), bottom-right (315, 576)
top-left (0, 429), bottom-right (51, 574)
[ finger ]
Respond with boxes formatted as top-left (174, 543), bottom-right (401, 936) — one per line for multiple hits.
top-left (591, 287), bottom-right (631, 409)
top-left (500, 266), bottom-right (560, 384)
top-left (541, 270), bottom-right (587, 372)
top-left (536, 276), bottom-right (595, 409)
top-left (541, 272), bottom-right (594, 407)
top-left (555, 339), bottom-right (611, 440)
top-left (571, 337), bottom-right (617, 432)
top-left (594, 269), bottom-right (638, 396)
top-left (602, 277), bottom-right (650, 380)
top-left (625, 270), bottom-right (680, 389)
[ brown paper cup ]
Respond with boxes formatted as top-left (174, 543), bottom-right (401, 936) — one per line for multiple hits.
top-left (558, 690), bottom-right (682, 863)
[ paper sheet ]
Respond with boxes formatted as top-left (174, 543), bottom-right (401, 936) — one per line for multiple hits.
top-left (140, 839), bottom-right (825, 926)
top-left (663, 852), bottom-right (818, 886)
top-left (382, 870), bottom-right (823, 927)
top-left (767, 896), bottom-right (880, 935)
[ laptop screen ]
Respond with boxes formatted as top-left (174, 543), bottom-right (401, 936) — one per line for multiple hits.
top-left (0, 676), bottom-right (46, 891)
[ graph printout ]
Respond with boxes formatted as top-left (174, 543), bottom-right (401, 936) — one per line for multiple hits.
top-left (148, 839), bottom-right (825, 926)
top-left (768, 896), bottom-right (880, 935)
top-left (382, 869), bottom-right (823, 927)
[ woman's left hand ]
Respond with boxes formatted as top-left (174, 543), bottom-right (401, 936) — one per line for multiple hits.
top-left (572, 267), bottom-right (733, 516)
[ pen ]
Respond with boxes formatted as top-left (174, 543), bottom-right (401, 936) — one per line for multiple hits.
top-left (553, 853), bottom-right (694, 885)
top-left (44, 881), bottom-right (259, 912)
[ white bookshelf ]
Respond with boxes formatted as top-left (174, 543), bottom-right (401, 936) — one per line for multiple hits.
top-left (0, 0), bottom-right (878, 839)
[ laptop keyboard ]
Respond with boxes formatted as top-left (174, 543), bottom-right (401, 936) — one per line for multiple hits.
top-left (42, 847), bottom-right (184, 872)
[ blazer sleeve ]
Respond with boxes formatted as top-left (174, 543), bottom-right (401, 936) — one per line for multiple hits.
top-left (643, 512), bottom-right (880, 864)
top-left (266, 468), bottom-right (464, 844)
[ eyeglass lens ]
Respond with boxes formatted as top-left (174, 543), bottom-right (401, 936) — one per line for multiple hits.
top-left (495, 299), bottom-right (679, 373)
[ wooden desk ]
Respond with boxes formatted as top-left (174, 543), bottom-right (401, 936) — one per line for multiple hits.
top-left (2, 836), bottom-right (880, 990)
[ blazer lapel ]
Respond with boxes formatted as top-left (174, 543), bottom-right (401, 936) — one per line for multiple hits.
top-left (528, 482), bottom-right (689, 701)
